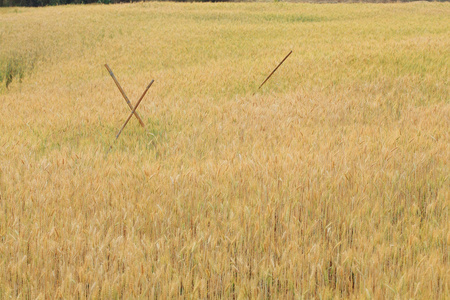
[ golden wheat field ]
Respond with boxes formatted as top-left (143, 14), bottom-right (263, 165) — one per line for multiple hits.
top-left (0, 1), bottom-right (449, 298)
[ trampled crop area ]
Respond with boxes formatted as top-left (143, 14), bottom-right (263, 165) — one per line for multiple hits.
top-left (0, 2), bottom-right (449, 298)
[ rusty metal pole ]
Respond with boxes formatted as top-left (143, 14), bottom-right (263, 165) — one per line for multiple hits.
top-left (116, 80), bottom-right (154, 140)
top-left (258, 50), bottom-right (292, 90)
top-left (105, 64), bottom-right (146, 128)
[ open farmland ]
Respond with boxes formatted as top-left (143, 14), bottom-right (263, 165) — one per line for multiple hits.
top-left (0, 2), bottom-right (449, 298)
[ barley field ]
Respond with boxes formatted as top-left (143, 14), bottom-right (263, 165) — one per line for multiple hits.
top-left (1, 2), bottom-right (449, 298)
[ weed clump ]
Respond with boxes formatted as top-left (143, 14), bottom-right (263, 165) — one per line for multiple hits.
top-left (0, 51), bottom-right (36, 89)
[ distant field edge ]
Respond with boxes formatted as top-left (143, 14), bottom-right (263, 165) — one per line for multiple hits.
top-left (1, 0), bottom-right (449, 8)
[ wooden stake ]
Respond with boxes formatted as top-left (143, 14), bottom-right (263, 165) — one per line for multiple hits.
top-left (258, 50), bottom-right (292, 90)
top-left (105, 64), bottom-right (146, 128)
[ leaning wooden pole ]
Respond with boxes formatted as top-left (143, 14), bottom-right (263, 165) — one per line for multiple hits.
top-left (105, 64), bottom-right (146, 128)
top-left (258, 50), bottom-right (292, 90)
top-left (116, 80), bottom-right (154, 140)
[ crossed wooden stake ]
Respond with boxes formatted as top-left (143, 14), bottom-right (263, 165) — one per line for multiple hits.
top-left (105, 64), bottom-right (154, 140)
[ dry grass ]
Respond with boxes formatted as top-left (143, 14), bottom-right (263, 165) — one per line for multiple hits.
top-left (0, 2), bottom-right (449, 298)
